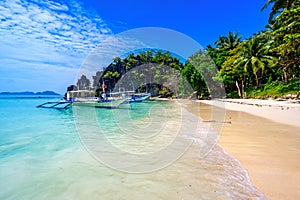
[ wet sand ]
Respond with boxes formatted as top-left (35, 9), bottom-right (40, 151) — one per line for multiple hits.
top-left (191, 101), bottom-right (300, 200)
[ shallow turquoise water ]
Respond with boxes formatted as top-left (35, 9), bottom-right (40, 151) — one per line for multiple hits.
top-left (0, 97), bottom-right (267, 199)
top-left (0, 97), bottom-right (80, 199)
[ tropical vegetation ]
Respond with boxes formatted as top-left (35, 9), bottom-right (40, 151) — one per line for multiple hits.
top-left (207, 0), bottom-right (300, 98)
top-left (70, 1), bottom-right (300, 99)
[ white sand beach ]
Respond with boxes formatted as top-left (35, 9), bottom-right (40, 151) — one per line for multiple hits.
top-left (194, 99), bottom-right (300, 200)
top-left (199, 99), bottom-right (300, 128)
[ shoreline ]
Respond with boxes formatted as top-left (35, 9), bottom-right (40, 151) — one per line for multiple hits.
top-left (195, 99), bottom-right (300, 199)
top-left (198, 98), bottom-right (300, 128)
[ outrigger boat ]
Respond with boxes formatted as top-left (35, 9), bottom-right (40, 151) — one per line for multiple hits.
top-left (95, 90), bottom-right (151, 103)
top-left (37, 101), bottom-right (72, 110)
top-left (37, 90), bottom-right (127, 109)
top-left (37, 98), bottom-right (127, 109)
top-left (72, 98), bottom-right (127, 108)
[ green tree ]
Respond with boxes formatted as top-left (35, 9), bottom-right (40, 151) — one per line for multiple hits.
top-left (98, 50), bottom-right (185, 96)
top-left (271, 6), bottom-right (300, 81)
top-left (206, 44), bottom-right (228, 67)
top-left (188, 50), bottom-right (223, 97)
top-left (261, 0), bottom-right (300, 23)
top-left (219, 44), bottom-right (248, 96)
top-left (207, 32), bottom-right (242, 68)
top-left (235, 35), bottom-right (276, 87)
top-left (215, 32), bottom-right (242, 52)
top-left (181, 62), bottom-right (209, 97)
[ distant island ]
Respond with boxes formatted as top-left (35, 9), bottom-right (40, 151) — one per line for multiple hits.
top-left (0, 91), bottom-right (61, 96)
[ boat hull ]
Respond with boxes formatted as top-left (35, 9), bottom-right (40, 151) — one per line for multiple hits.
top-left (72, 98), bottom-right (127, 108)
top-left (127, 94), bottom-right (150, 103)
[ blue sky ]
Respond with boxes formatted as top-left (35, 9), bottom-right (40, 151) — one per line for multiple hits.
top-left (0, 0), bottom-right (271, 94)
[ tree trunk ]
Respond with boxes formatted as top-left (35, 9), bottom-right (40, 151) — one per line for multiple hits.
top-left (283, 71), bottom-right (290, 83)
top-left (255, 73), bottom-right (259, 87)
top-left (241, 79), bottom-right (245, 99)
top-left (235, 81), bottom-right (241, 98)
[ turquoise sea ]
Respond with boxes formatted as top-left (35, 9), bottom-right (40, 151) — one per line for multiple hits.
top-left (0, 96), bottom-right (267, 199)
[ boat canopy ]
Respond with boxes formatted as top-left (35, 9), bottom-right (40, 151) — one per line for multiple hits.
top-left (67, 90), bottom-right (96, 99)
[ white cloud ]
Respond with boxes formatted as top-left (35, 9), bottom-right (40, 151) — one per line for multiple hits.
top-left (0, 0), bottom-right (112, 92)
top-left (40, 0), bottom-right (69, 11)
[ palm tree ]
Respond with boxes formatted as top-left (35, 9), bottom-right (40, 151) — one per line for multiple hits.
top-left (215, 32), bottom-right (242, 51)
top-left (270, 6), bottom-right (300, 82)
top-left (261, 0), bottom-right (300, 23)
top-left (235, 35), bottom-right (275, 87)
